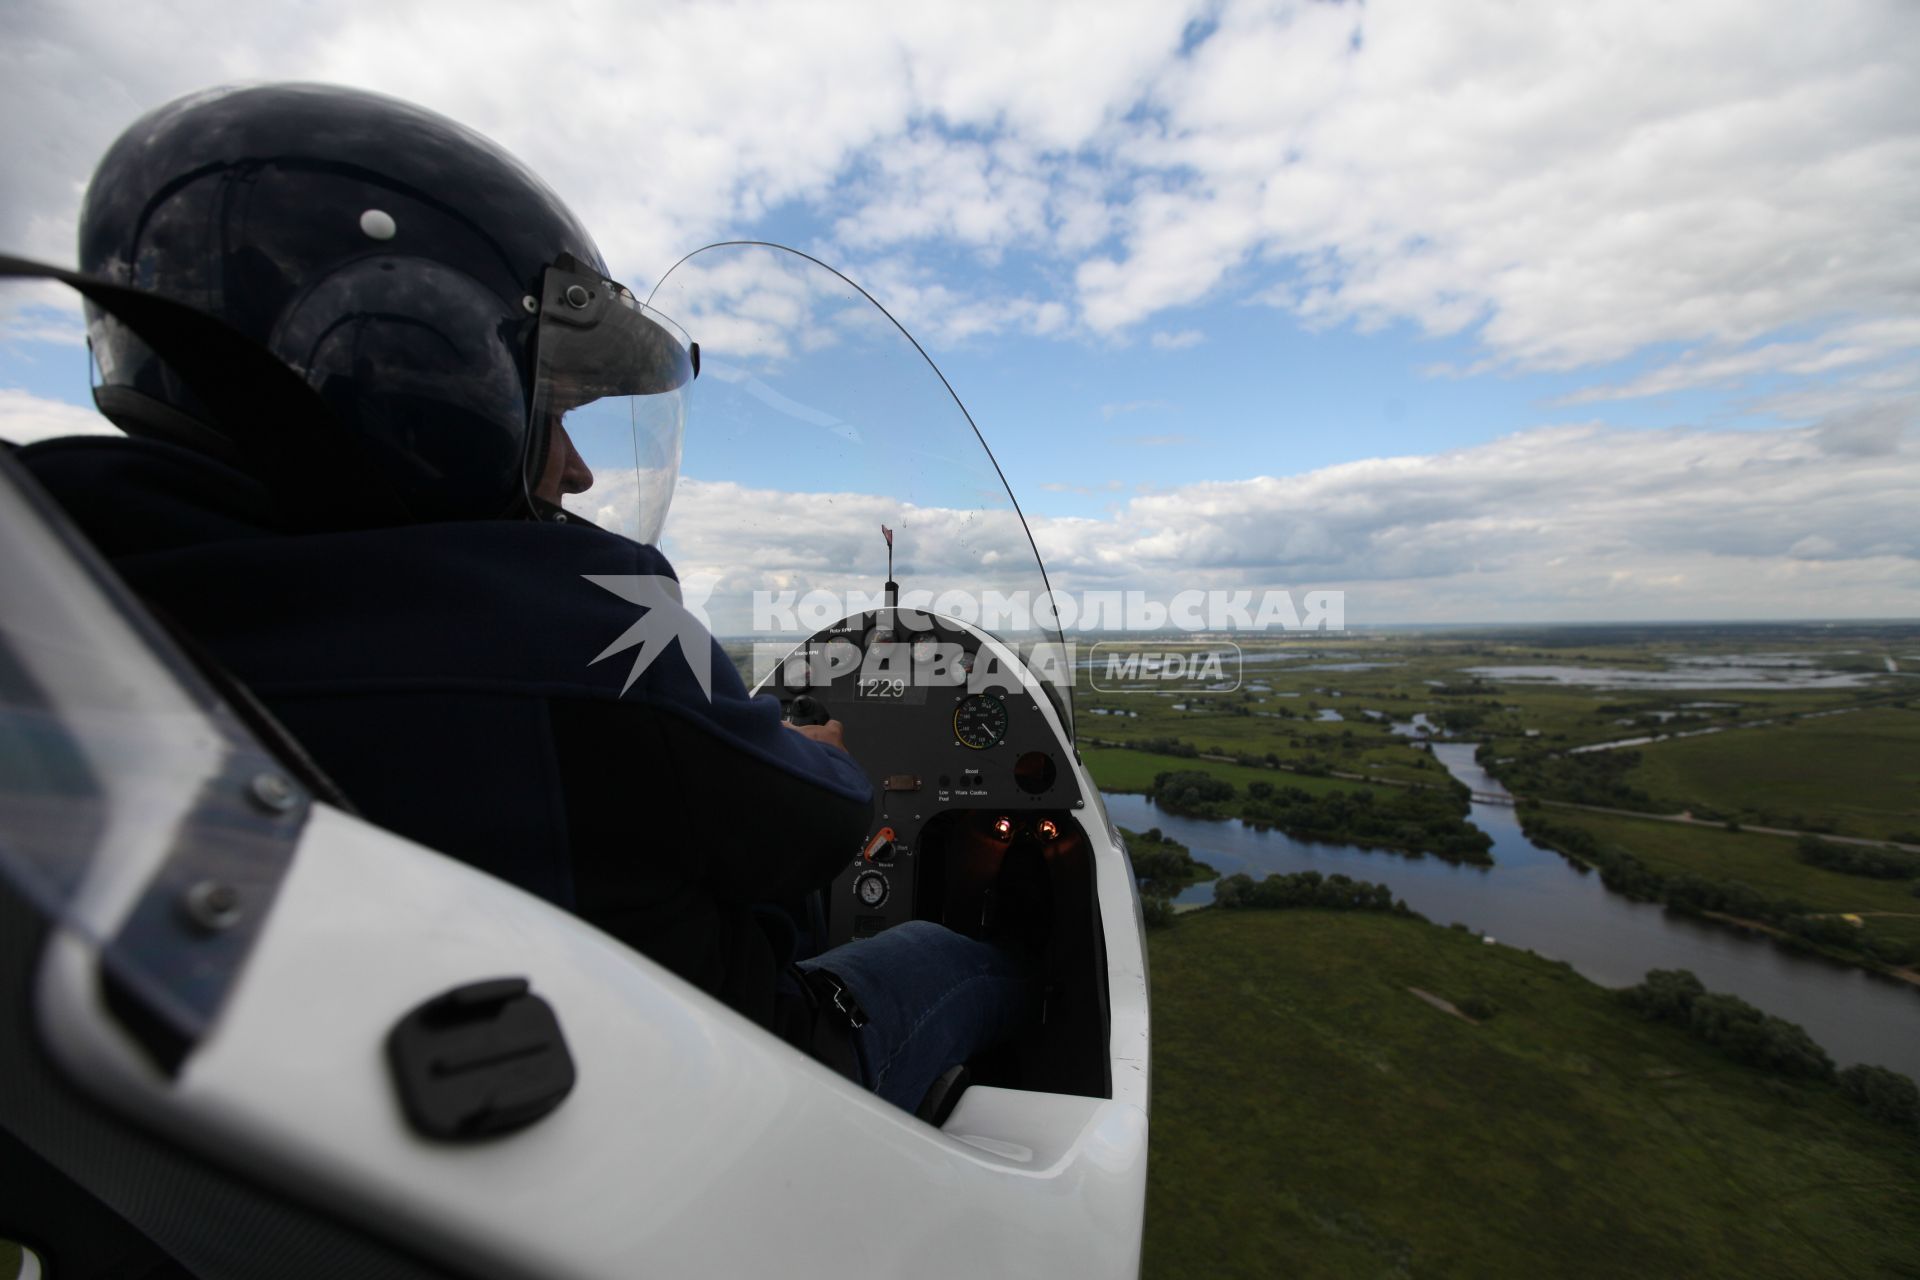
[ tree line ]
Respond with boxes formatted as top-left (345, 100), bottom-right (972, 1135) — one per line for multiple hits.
top-left (1623, 969), bottom-right (1918, 1141)
top-left (1148, 770), bottom-right (1493, 865)
top-left (1123, 826), bottom-right (1214, 928)
top-left (1796, 834), bottom-right (1920, 881)
top-left (1210, 869), bottom-right (1416, 917)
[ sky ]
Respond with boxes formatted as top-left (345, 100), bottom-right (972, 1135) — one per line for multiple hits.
top-left (2, 0), bottom-right (1917, 626)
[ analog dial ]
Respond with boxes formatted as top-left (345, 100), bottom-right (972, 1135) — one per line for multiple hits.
top-left (953, 693), bottom-right (1010, 750)
top-left (854, 870), bottom-right (890, 908)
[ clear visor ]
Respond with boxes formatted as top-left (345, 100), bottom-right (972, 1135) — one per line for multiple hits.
top-left (526, 265), bottom-right (695, 545)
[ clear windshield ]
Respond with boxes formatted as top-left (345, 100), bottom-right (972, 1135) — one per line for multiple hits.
top-left (646, 243), bottom-right (1071, 729)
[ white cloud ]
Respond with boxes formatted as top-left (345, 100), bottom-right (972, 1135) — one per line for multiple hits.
top-left (658, 476), bottom-right (1049, 633)
top-left (1149, 329), bottom-right (1205, 351)
top-left (0, 294), bottom-right (87, 347)
top-left (0, 388), bottom-right (120, 444)
top-left (830, 255), bottom-right (1072, 345)
top-left (1810, 399), bottom-right (1916, 457)
top-left (9, 0), bottom-right (1912, 375)
top-left (1023, 407), bottom-right (1920, 620)
top-left (1563, 319), bottom-right (1920, 405)
top-left (646, 402), bottom-right (1919, 628)
top-left (0, 1), bottom-right (1189, 308)
top-left (1091, 0), bottom-right (1920, 370)
top-left (829, 133), bottom-right (1052, 255)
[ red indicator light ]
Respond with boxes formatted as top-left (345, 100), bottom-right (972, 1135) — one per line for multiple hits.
top-left (992, 817), bottom-right (1013, 840)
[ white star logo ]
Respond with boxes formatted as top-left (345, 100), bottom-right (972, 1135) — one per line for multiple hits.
top-left (584, 574), bottom-right (719, 699)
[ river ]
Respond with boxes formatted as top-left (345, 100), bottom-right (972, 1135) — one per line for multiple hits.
top-left (1104, 741), bottom-right (1920, 1078)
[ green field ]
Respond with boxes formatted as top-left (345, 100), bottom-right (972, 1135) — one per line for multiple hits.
top-left (1078, 656), bottom-right (1461, 789)
top-left (1081, 745), bottom-right (1419, 803)
top-left (1145, 910), bottom-right (1920, 1279)
top-left (1621, 706), bottom-right (1920, 841)
top-left (1542, 810), bottom-right (1918, 916)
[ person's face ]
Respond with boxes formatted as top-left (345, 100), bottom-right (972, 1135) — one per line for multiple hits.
top-left (532, 418), bottom-right (593, 505)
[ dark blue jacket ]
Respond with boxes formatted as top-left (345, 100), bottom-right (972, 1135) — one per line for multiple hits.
top-left (22, 436), bottom-right (873, 1033)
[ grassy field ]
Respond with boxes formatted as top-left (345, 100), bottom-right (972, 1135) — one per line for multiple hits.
top-left (1620, 706), bottom-right (1920, 841)
top-left (1145, 909), bottom-right (1920, 1279)
top-left (1081, 745), bottom-right (1423, 803)
top-left (1078, 692), bottom-right (1448, 789)
top-left (1545, 811), bottom-right (1919, 914)
top-left (1083, 630), bottom-right (1918, 833)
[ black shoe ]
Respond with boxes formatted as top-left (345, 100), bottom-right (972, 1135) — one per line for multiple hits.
top-left (916, 1064), bottom-right (970, 1126)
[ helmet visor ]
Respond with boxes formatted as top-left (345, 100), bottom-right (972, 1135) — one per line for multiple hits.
top-left (527, 265), bottom-right (694, 544)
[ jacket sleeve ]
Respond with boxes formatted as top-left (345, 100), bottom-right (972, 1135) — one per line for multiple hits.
top-left (552, 630), bottom-right (875, 910)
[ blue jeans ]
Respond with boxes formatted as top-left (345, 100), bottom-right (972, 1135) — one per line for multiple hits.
top-left (797, 921), bottom-right (1036, 1111)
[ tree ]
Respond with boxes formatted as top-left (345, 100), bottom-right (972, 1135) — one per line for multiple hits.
top-left (1684, 992), bottom-right (1834, 1080)
top-left (1150, 770), bottom-right (1236, 818)
top-left (1797, 834), bottom-right (1920, 880)
top-left (1212, 873), bottom-right (1255, 909)
top-left (1621, 969), bottom-right (1704, 1023)
top-left (1838, 1064), bottom-right (1920, 1134)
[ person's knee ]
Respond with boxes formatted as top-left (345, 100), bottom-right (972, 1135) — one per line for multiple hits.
top-left (884, 919), bottom-right (951, 946)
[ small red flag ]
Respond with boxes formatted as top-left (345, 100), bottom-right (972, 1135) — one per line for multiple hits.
top-left (881, 524), bottom-right (894, 548)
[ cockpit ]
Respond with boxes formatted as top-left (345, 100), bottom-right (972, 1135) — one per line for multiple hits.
top-left (768, 606), bottom-right (1111, 1098)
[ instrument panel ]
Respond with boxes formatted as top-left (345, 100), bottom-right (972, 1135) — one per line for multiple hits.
top-left (766, 609), bottom-right (1081, 945)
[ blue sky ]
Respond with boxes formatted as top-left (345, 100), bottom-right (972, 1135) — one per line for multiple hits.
top-left (937, 309), bottom-right (1749, 520)
top-left (3, 0), bottom-right (1916, 623)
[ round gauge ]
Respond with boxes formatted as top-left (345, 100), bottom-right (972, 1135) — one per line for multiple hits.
top-left (953, 692), bottom-right (1010, 750)
top-left (854, 870), bottom-right (890, 908)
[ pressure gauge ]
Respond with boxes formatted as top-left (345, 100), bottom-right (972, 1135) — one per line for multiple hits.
top-left (953, 693), bottom-right (1009, 750)
top-left (853, 870), bottom-right (890, 908)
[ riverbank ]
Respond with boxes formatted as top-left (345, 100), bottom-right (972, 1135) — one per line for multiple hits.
top-left (1085, 744), bottom-right (1491, 864)
top-left (1145, 909), bottom-right (1920, 1279)
top-left (1078, 628), bottom-right (1920, 1074)
top-left (1096, 724), bottom-right (1920, 985)
top-left (1690, 911), bottom-right (1920, 989)
top-left (1519, 804), bottom-right (1920, 981)
top-left (1103, 782), bottom-right (1920, 1079)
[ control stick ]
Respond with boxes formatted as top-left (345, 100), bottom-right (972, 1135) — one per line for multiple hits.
top-left (788, 694), bottom-right (831, 726)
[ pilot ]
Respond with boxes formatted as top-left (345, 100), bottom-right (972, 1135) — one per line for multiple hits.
top-left (14, 83), bottom-right (1035, 1115)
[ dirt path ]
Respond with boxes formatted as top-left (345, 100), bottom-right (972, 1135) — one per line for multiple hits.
top-left (1406, 987), bottom-right (1478, 1022)
top-left (1804, 911), bottom-right (1920, 920)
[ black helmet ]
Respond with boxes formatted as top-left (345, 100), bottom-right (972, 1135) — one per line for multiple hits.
top-left (75, 83), bottom-right (692, 532)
